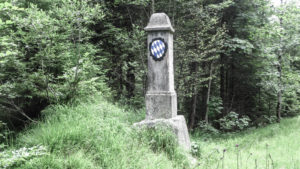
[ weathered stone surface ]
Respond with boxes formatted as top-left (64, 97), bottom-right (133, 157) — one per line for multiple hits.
top-left (145, 91), bottom-right (177, 120)
top-left (145, 13), bottom-right (175, 33)
top-left (145, 14), bottom-right (176, 119)
top-left (147, 32), bottom-right (174, 92)
top-left (134, 12), bottom-right (191, 150)
top-left (134, 115), bottom-right (191, 150)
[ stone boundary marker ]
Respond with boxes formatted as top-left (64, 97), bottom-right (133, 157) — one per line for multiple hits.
top-left (134, 13), bottom-right (191, 150)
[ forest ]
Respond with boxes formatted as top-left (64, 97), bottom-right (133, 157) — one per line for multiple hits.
top-left (1, 0), bottom-right (300, 130)
top-left (1, 0), bottom-right (300, 168)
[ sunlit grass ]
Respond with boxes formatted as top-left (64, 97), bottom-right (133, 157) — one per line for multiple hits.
top-left (192, 116), bottom-right (300, 169)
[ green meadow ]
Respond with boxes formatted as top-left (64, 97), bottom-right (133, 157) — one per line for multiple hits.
top-left (192, 117), bottom-right (300, 169)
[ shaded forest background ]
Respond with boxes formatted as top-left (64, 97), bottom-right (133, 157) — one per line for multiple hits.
top-left (1, 0), bottom-right (300, 131)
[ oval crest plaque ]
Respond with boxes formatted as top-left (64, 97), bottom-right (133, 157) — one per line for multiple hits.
top-left (149, 38), bottom-right (168, 61)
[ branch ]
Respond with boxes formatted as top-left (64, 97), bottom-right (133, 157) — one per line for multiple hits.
top-left (2, 99), bottom-right (37, 123)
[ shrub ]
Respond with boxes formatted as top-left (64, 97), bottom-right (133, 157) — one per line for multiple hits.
top-left (191, 141), bottom-right (201, 157)
top-left (197, 121), bottom-right (220, 134)
top-left (0, 145), bottom-right (47, 169)
top-left (216, 112), bottom-right (251, 132)
top-left (253, 115), bottom-right (277, 127)
top-left (0, 121), bottom-right (11, 148)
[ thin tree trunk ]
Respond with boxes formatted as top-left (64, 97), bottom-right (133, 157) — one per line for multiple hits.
top-left (229, 60), bottom-right (235, 112)
top-left (205, 62), bottom-right (213, 124)
top-left (220, 54), bottom-right (226, 115)
top-left (268, 99), bottom-right (271, 117)
top-left (151, 0), bottom-right (155, 14)
top-left (276, 0), bottom-right (284, 123)
top-left (189, 62), bottom-right (199, 129)
top-left (172, 0), bottom-right (175, 26)
top-left (126, 56), bottom-right (135, 99)
top-left (189, 89), bottom-right (198, 129)
top-left (168, 0), bottom-right (171, 14)
top-left (276, 50), bottom-right (282, 123)
top-left (225, 64), bottom-right (229, 113)
top-left (276, 91), bottom-right (282, 122)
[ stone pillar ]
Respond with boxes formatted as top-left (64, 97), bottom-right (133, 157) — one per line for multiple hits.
top-left (144, 13), bottom-right (177, 120)
top-left (134, 13), bottom-right (191, 150)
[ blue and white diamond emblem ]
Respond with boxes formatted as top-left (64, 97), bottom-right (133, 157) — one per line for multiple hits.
top-left (149, 38), bottom-right (167, 61)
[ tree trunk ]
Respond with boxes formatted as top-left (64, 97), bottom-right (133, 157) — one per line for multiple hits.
top-left (189, 62), bottom-right (199, 129)
top-left (172, 0), bottom-right (175, 26)
top-left (125, 62), bottom-right (135, 98)
top-left (276, 47), bottom-right (282, 123)
top-left (205, 62), bottom-right (213, 124)
top-left (276, 0), bottom-right (284, 123)
top-left (225, 64), bottom-right (230, 113)
top-left (189, 89), bottom-right (198, 129)
top-left (229, 59), bottom-right (235, 112)
top-left (220, 53), bottom-right (226, 115)
top-left (276, 91), bottom-right (282, 122)
top-left (268, 98), bottom-right (271, 117)
top-left (151, 0), bottom-right (155, 14)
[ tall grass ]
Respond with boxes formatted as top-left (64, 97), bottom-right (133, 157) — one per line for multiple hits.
top-left (192, 116), bottom-right (300, 169)
top-left (4, 94), bottom-right (300, 169)
top-left (2, 95), bottom-right (190, 169)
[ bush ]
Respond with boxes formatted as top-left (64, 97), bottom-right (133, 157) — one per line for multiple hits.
top-left (0, 145), bottom-right (47, 169)
top-left (216, 112), bottom-right (251, 132)
top-left (191, 142), bottom-right (201, 157)
top-left (0, 121), bottom-right (11, 148)
top-left (253, 115), bottom-right (277, 127)
top-left (197, 121), bottom-right (220, 134)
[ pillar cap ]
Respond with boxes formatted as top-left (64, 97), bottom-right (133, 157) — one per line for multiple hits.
top-left (145, 13), bottom-right (175, 33)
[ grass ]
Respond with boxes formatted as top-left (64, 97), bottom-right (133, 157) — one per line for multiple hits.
top-left (192, 116), bottom-right (300, 169)
top-left (2, 94), bottom-right (300, 169)
top-left (1, 95), bottom-right (190, 169)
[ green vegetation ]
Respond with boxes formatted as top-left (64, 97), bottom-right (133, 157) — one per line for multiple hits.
top-left (1, 0), bottom-right (300, 168)
top-left (192, 116), bottom-right (300, 168)
top-left (1, 0), bottom-right (300, 131)
top-left (1, 95), bottom-right (190, 169)
top-left (2, 94), bottom-right (300, 168)
top-left (0, 0), bottom-right (108, 126)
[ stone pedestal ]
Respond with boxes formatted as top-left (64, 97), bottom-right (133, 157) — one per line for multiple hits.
top-left (134, 13), bottom-right (191, 150)
top-left (145, 91), bottom-right (177, 120)
top-left (134, 115), bottom-right (191, 150)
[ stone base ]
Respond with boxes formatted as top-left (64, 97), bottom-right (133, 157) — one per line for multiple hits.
top-left (134, 115), bottom-right (191, 150)
top-left (145, 91), bottom-right (177, 120)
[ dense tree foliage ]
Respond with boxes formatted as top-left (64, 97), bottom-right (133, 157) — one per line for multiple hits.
top-left (0, 0), bottom-right (107, 127)
top-left (1, 0), bottom-right (300, 131)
